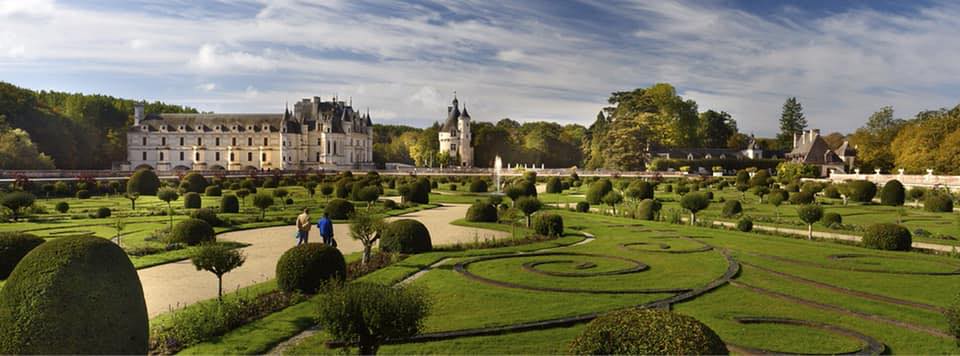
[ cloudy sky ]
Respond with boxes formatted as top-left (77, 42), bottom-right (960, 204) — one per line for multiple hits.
top-left (1, 0), bottom-right (959, 135)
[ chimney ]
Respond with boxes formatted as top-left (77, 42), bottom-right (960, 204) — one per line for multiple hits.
top-left (793, 132), bottom-right (801, 149)
top-left (134, 102), bottom-right (145, 125)
top-left (812, 129), bottom-right (820, 138)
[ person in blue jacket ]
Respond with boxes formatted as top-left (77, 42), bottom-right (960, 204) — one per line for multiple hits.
top-left (317, 212), bottom-right (335, 247)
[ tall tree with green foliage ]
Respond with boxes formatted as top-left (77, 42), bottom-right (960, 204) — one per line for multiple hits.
top-left (849, 106), bottom-right (903, 171)
top-left (699, 110), bottom-right (738, 148)
top-left (777, 97), bottom-right (807, 149)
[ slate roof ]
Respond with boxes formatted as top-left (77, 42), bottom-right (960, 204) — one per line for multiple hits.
top-left (132, 113), bottom-right (285, 133)
top-left (787, 131), bottom-right (844, 164)
top-left (650, 148), bottom-right (747, 160)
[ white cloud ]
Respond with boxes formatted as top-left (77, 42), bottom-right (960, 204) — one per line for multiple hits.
top-left (129, 39), bottom-right (148, 50)
top-left (197, 82), bottom-right (216, 92)
top-left (188, 44), bottom-right (276, 73)
top-left (0, 0), bottom-right (55, 17)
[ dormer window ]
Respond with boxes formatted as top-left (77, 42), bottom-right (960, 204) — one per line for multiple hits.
top-left (247, 125), bottom-right (254, 131)
top-left (232, 125), bottom-right (238, 131)
top-left (179, 125), bottom-right (185, 131)
top-left (262, 124), bottom-right (269, 131)
top-left (160, 125), bottom-right (167, 131)
top-left (141, 125), bottom-right (148, 131)
top-left (196, 125), bottom-right (203, 131)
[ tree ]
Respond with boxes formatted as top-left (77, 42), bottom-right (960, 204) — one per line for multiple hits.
top-left (1, 191), bottom-right (35, 221)
top-left (602, 190), bottom-right (623, 215)
top-left (777, 97), bottom-right (807, 149)
top-left (515, 196), bottom-right (543, 227)
top-left (236, 188), bottom-right (250, 208)
top-left (273, 188), bottom-right (289, 208)
top-left (350, 211), bottom-right (386, 265)
top-left (252, 193), bottom-right (274, 219)
top-left (768, 191), bottom-right (786, 222)
top-left (190, 243), bottom-right (246, 301)
top-left (318, 282), bottom-right (430, 355)
top-left (699, 110), bottom-right (738, 148)
top-left (680, 192), bottom-right (710, 225)
top-left (797, 204), bottom-right (824, 240)
top-left (113, 217), bottom-right (125, 247)
top-left (0, 128), bottom-right (55, 169)
top-left (303, 182), bottom-right (317, 198)
top-left (157, 188), bottom-right (179, 228)
top-left (355, 186), bottom-right (381, 209)
top-left (124, 192), bottom-right (140, 210)
top-left (751, 186), bottom-right (769, 204)
top-left (320, 184), bottom-right (334, 201)
top-left (849, 106), bottom-right (903, 171)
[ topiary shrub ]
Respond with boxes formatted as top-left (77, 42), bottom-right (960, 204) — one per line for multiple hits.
top-left (182, 172), bottom-right (209, 193)
top-left (275, 243), bottom-right (346, 294)
top-left (823, 185), bottom-right (841, 199)
top-left (380, 219), bottom-right (432, 254)
top-left (0, 232), bottom-right (44, 279)
top-left (822, 212), bottom-right (842, 228)
top-left (736, 217), bottom-right (753, 232)
top-left (545, 177), bottom-right (562, 194)
top-left (924, 192), bottom-right (954, 213)
top-left (585, 179), bottom-right (613, 205)
top-left (95, 207), bottom-right (112, 219)
top-left (862, 223), bottom-right (912, 251)
top-left (220, 195), bottom-right (239, 213)
top-left (880, 180), bottom-right (905, 206)
top-left (75, 190), bottom-right (91, 199)
top-left (204, 185), bottom-right (222, 197)
top-left (324, 198), bottom-right (355, 220)
top-left (721, 200), bottom-right (742, 218)
top-left (169, 218), bottom-right (215, 246)
top-left (190, 208), bottom-right (223, 227)
top-left (0, 236), bottom-right (148, 354)
top-left (533, 213), bottom-right (564, 237)
top-left (789, 191), bottom-right (815, 205)
top-left (846, 180), bottom-right (877, 203)
top-left (568, 308), bottom-right (727, 355)
top-left (575, 201), bottom-right (590, 213)
top-left (637, 199), bottom-right (661, 221)
top-left (382, 199), bottom-right (397, 210)
top-left (469, 179), bottom-right (488, 193)
top-left (184, 192), bottom-right (202, 209)
top-left (465, 202), bottom-right (498, 222)
top-left (54, 201), bottom-right (69, 213)
top-left (127, 169), bottom-right (161, 196)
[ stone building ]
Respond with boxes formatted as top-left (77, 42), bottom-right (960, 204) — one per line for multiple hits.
top-left (124, 96), bottom-right (374, 171)
top-left (438, 94), bottom-right (474, 167)
top-left (786, 129), bottom-right (852, 176)
top-left (649, 135), bottom-right (767, 160)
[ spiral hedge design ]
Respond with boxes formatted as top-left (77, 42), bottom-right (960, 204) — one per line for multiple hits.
top-left (725, 317), bottom-right (885, 355)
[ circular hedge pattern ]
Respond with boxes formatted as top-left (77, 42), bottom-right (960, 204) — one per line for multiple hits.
top-left (620, 237), bottom-right (713, 254)
top-left (276, 243), bottom-right (346, 293)
top-left (568, 308), bottom-right (728, 355)
top-left (380, 219), bottom-right (433, 254)
top-left (324, 198), bottom-right (355, 220)
top-left (725, 316), bottom-right (885, 355)
top-left (0, 236), bottom-right (148, 354)
top-left (169, 218), bottom-right (215, 245)
top-left (0, 232), bottom-right (44, 279)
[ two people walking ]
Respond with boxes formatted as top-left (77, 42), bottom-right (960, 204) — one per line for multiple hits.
top-left (295, 208), bottom-right (336, 247)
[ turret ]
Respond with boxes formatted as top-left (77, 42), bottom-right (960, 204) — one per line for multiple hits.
top-left (133, 102), bottom-right (144, 125)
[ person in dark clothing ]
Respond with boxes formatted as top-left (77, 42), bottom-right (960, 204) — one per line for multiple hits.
top-left (317, 212), bottom-right (335, 247)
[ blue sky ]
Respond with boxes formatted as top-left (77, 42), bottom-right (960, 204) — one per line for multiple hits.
top-left (1, 0), bottom-right (959, 136)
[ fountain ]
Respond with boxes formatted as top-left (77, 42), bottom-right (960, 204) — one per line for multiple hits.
top-left (494, 155), bottom-right (503, 193)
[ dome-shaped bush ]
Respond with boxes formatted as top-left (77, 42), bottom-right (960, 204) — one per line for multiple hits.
top-left (182, 173), bottom-right (209, 193)
top-left (466, 202), bottom-right (498, 222)
top-left (325, 198), bottom-right (355, 220)
top-left (380, 219), bottom-right (432, 254)
top-left (585, 179), bottom-right (613, 204)
top-left (382, 199), bottom-right (397, 210)
top-left (862, 223), bottom-right (912, 251)
top-left (75, 190), bottom-right (91, 199)
top-left (169, 218), bottom-right (215, 246)
top-left (789, 191), bottom-right (815, 205)
top-left (823, 185), bottom-right (841, 199)
top-left (127, 169), bottom-right (161, 196)
top-left (737, 217), bottom-right (753, 232)
top-left (721, 200), bottom-right (742, 218)
top-left (469, 179), bottom-right (488, 193)
top-left (637, 199), bottom-right (661, 221)
top-left (183, 192), bottom-right (202, 209)
top-left (95, 207), bottom-right (111, 219)
top-left (924, 192), bottom-right (954, 213)
top-left (575, 201), bottom-right (590, 213)
top-left (190, 208), bottom-right (222, 227)
top-left (630, 181), bottom-right (655, 200)
top-left (846, 180), bottom-right (877, 203)
top-left (220, 195), bottom-right (240, 213)
top-left (568, 308), bottom-right (727, 355)
top-left (204, 185), bottom-right (222, 197)
top-left (880, 180), bottom-right (905, 206)
top-left (276, 243), bottom-right (345, 293)
top-left (0, 236), bottom-right (148, 354)
top-left (0, 232), bottom-right (44, 279)
top-left (822, 212), bottom-right (842, 228)
top-left (54, 201), bottom-right (69, 213)
top-left (533, 213), bottom-right (564, 237)
top-left (545, 177), bottom-right (562, 194)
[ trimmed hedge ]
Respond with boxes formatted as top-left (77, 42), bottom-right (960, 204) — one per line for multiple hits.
top-left (380, 219), bottom-right (432, 254)
top-left (737, 217), bottom-right (753, 232)
top-left (585, 179), bottom-right (613, 205)
top-left (190, 208), bottom-right (222, 227)
top-left (0, 232), bottom-right (44, 279)
top-left (0, 236), bottom-right (148, 354)
top-left (880, 180), bottom-right (905, 206)
top-left (568, 308), bottom-right (727, 355)
top-left (324, 198), bottom-right (355, 220)
top-left (169, 218), bottom-right (215, 246)
top-left (75, 190), bottom-right (91, 199)
top-left (204, 185), bottom-right (222, 197)
top-left (924, 193), bottom-right (954, 213)
top-left (276, 243), bottom-right (346, 294)
top-left (846, 180), bottom-right (877, 203)
top-left (221, 195), bottom-right (240, 213)
top-left (545, 177), bottom-right (562, 194)
top-left (127, 169), bottom-right (161, 196)
top-left (575, 201), bottom-right (590, 213)
top-left (465, 202), bottom-right (498, 222)
top-left (95, 207), bottom-right (112, 219)
top-left (533, 213), bottom-right (564, 237)
top-left (862, 223), bottom-right (912, 251)
top-left (183, 173), bottom-right (209, 193)
top-left (184, 192), bottom-right (202, 209)
top-left (789, 191), bottom-right (815, 205)
top-left (54, 201), bottom-right (69, 213)
top-left (721, 200), bottom-right (742, 218)
top-left (637, 199), bottom-right (661, 220)
top-left (469, 179), bottom-right (488, 193)
top-left (822, 212), bottom-right (842, 228)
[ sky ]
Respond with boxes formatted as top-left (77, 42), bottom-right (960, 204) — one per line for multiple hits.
top-left (1, 0), bottom-right (959, 136)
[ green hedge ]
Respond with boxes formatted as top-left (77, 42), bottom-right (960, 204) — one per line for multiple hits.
top-left (0, 232), bottom-right (44, 279)
top-left (380, 219), bottom-right (432, 254)
top-left (924, 192), bottom-right (954, 213)
top-left (862, 223), bottom-right (912, 251)
top-left (533, 213), bottom-right (564, 237)
top-left (275, 243), bottom-right (346, 294)
top-left (184, 192), bottom-right (202, 209)
top-left (169, 218), bottom-right (215, 246)
top-left (221, 195), bottom-right (239, 214)
top-left (324, 199), bottom-right (355, 220)
top-left (465, 202), bottom-right (498, 223)
top-left (568, 308), bottom-right (727, 355)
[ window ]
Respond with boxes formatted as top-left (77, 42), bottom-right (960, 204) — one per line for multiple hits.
top-left (142, 152), bottom-right (147, 160)
top-left (195, 152), bottom-right (200, 161)
top-left (232, 137), bottom-right (237, 146)
top-left (326, 141), bottom-right (330, 154)
top-left (161, 137), bottom-right (166, 146)
top-left (198, 137), bottom-right (202, 145)
top-left (263, 137), bottom-right (268, 146)
top-left (215, 152), bottom-right (220, 161)
top-left (248, 137), bottom-right (253, 146)
top-left (159, 152), bottom-right (164, 161)
top-left (316, 152), bottom-right (320, 161)
top-left (180, 137), bottom-right (184, 146)
top-left (317, 138), bottom-right (321, 145)
top-left (333, 142), bottom-right (337, 155)
top-left (180, 152), bottom-right (184, 160)
top-left (229, 153), bottom-right (234, 162)
top-left (215, 137), bottom-right (220, 146)
top-left (262, 153), bottom-right (267, 161)
top-left (142, 137), bottom-right (147, 145)
top-left (248, 152), bottom-right (253, 161)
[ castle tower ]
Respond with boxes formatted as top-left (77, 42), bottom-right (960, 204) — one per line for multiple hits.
top-left (438, 93), bottom-right (474, 167)
top-left (459, 104), bottom-right (474, 167)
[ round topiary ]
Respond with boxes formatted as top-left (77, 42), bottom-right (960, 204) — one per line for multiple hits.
top-left (184, 192), bottom-right (202, 209)
top-left (466, 202), bottom-right (498, 222)
top-left (221, 195), bottom-right (240, 213)
top-left (924, 192), bottom-right (954, 213)
top-left (823, 185), bottom-right (841, 199)
top-left (822, 212), bottom-right (842, 228)
top-left (789, 191), bottom-right (815, 205)
top-left (169, 218), bottom-right (215, 246)
top-left (545, 177), bottom-right (562, 194)
top-left (862, 223), bottom-right (912, 251)
top-left (721, 200), bottom-right (742, 218)
top-left (575, 201), bottom-right (590, 213)
top-left (276, 243), bottom-right (346, 293)
top-left (380, 219), bottom-right (432, 254)
top-left (533, 213), bottom-right (564, 237)
top-left (324, 198), bottom-right (355, 220)
top-left (190, 208), bottom-right (222, 227)
top-left (637, 199), bottom-right (661, 220)
top-left (846, 180), bottom-right (877, 203)
top-left (182, 172), bottom-right (209, 193)
top-left (204, 185), bottom-right (222, 197)
top-left (0, 232), bottom-right (44, 279)
top-left (95, 207), bottom-right (111, 219)
top-left (737, 217), bottom-right (753, 232)
top-left (126, 169), bottom-right (161, 196)
top-left (75, 190), bottom-right (91, 199)
top-left (568, 308), bottom-right (727, 355)
top-left (0, 236), bottom-right (148, 354)
top-left (54, 201), bottom-right (69, 213)
top-left (586, 179), bottom-right (613, 205)
top-left (880, 180), bottom-right (905, 206)
top-left (469, 179), bottom-right (488, 193)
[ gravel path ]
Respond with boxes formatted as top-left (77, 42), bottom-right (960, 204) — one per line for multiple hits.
top-left (139, 204), bottom-right (507, 317)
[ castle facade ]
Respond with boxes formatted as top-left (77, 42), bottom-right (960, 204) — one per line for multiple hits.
top-left (438, 94), bottom-right (474, 167)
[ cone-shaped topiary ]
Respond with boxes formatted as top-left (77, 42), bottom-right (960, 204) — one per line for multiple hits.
top-left (533, 213), bottom-right (564, 237)
top-left (569, 308), bottom-right (727, 355)
top-left (0, 236), bottom-right (148, 354)
top-left (325, 198), bottom-right (355, 220)
top-left (0, 232), bottom-right (44, 279)
top-left (169, 218), bottom-right (215, 245)
top-left (276, 243), bottom-right (346, 293)
top-left (465, 202), bottom-right (498, 222)
top-left (380, 219), bottom-right (432, 254)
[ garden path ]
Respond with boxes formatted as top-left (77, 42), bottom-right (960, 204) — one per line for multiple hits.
top-left (138, 204), bottom-right (508, 317)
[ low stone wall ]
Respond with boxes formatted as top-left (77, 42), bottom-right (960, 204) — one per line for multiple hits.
top-left (825, 173), bottom-right (960, 189)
